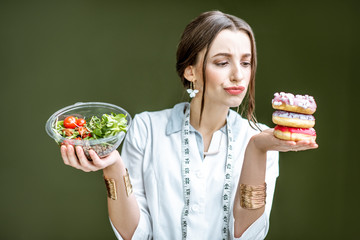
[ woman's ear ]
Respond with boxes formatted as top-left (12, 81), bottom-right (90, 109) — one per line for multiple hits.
top-left (184, 65), bottom-right (196, 82)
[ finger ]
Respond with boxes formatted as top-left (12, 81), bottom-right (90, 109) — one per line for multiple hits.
top-left (276, 139), bottom-right (296, 148)
top-left (296, 139), bottom-right (310, 144)
top-left (291, 143), bottom-right (319, 152)
top-left (295, 140), bottom-right (318, 149)
top-left (312, 143), bottom-right (319, 148)
top-left (75, 146), bottom-right (98, 172)
top-left (66, 145), bottom-right (82, 169)
top-left (89, 150), bottom-right (107, 169)
top-left (284, 140), bottom-right (297, 146)
top-left (308, 139), bottom-right (319, 148)
top-left (60, 145), bottom-right (70, 165)
top-left (281, 139), bottom-right (314, 152)
top-left (91, 150), bottom-right (119, 169)
top-left (296, 139), bottom-right (318, 147)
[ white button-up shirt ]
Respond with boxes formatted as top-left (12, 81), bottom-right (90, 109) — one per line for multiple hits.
top-left (111, 102), bottom-right (279, 240)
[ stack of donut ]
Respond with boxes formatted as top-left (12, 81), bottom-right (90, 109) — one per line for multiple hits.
top-left (272, 92), bottom-right (317, 141)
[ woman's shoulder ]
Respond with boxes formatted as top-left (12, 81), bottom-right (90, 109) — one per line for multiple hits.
top-left (135, 102), bottom-right (185, 120)
top-left (132, 102), bottom-right (187, 130)
top-left (135, 107), bottom-right (171, 122)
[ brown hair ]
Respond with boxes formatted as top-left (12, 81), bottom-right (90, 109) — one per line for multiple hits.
top-left (176, 10), bottom-right (259, 129)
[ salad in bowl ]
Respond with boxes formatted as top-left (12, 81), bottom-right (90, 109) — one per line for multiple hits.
top-left (45, 102), bottom-right (132, 160)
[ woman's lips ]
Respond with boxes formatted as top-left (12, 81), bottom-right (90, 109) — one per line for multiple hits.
top-left (224, 86), bottom-right (245, 95)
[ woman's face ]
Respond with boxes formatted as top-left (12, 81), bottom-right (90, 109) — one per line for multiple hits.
top-left (194, 29), bottom-right (252, 108)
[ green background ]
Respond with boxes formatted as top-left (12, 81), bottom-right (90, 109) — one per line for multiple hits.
top-left (1, 0), bottom-right (358, 239)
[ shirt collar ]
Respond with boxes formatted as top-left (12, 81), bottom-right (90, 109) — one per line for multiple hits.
top-left (166, 102), bottom-right (188, 135)
top-left (165, 102), bottom-right (242, 136)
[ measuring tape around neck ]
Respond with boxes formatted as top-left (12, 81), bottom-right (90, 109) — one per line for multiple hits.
top-left (181, 105), bottom-right (234, 240)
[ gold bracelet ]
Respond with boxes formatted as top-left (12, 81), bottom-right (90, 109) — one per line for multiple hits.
top-left (104, 168), bottom-right (133, 200)
top-left (239, 183), bottom-right (267, 210)
top-left (104, 177), bottom-right (117, 200)
top-left (123, 168), bottom-right (133, 197)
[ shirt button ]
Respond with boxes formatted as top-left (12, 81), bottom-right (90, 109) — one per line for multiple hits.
top-left (191, 205), bottom-right (199, 212)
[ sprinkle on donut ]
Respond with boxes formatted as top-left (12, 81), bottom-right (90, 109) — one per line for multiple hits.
top-left (272, 110), bottom-right (315, 121)
top-left (272, 92), bottom-right (317, 115)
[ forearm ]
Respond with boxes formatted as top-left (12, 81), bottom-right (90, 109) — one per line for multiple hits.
top-left (103, 160), bottom-right (140, 240)
top-left (233, 137), bottom-right (267, 238)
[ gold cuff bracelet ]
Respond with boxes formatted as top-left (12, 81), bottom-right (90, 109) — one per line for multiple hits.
top-left (123, 168), bottom-right (133, 197)
top-left (104, 177), bottom-right (117, 200)
top-left (239, 183), bottom-right (267, 210)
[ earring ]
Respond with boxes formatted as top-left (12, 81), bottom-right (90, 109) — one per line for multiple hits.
top-left (186, 82), bottom-right (199, 98)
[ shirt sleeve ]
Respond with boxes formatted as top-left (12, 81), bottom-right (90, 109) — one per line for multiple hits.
top-left (229, 150), bottom-right (279, 240)
top-left (109, 113), bottom-right (153, 240)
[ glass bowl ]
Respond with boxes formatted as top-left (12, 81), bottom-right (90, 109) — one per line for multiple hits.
top-left (45, 102), bottom-right (132, 160)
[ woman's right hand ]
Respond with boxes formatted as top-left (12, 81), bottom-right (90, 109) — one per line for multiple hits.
top-left (251, 128), bottom-right (319, 154)
top-left (60, 145), bottom-right (122, 172)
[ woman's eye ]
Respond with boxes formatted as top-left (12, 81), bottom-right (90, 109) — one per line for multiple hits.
top-left (241, 61), bottom-right (251, 67)
top-left (215, 61), bottom-right (229, 66)
top-left (241, 62), bottom-right (251, 67)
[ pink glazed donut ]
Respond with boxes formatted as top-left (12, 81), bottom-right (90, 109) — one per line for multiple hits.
top-left (274, 125), bottom-right (317, 142)
top-left (271, 92), bottom-right (317, 115)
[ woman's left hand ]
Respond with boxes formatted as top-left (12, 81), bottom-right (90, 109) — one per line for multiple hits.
top-left (251, 128), bottom-right (318, 153)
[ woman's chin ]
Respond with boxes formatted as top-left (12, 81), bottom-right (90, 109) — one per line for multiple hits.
top-left (228, 100), bottom-right (244, 108)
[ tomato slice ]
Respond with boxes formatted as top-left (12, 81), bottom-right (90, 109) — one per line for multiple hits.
top-left (63, 116), bottom-right (77, 129)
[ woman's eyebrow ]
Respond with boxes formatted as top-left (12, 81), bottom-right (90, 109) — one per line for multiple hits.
top-left (211, 52), bottom-right (252, 58)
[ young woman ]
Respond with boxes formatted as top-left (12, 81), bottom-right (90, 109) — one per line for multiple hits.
top-left (60, 11), bottom-right (318, 240)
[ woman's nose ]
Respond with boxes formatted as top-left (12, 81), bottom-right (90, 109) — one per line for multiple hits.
top-left (231, 64), bottom-right (244, 81)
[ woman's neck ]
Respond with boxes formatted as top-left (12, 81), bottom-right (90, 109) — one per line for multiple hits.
top-left (189, 98), bottom-right (228, 135)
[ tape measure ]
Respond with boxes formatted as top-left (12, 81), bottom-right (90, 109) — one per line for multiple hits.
top-left (181, 106), bottom-right (234, 240)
